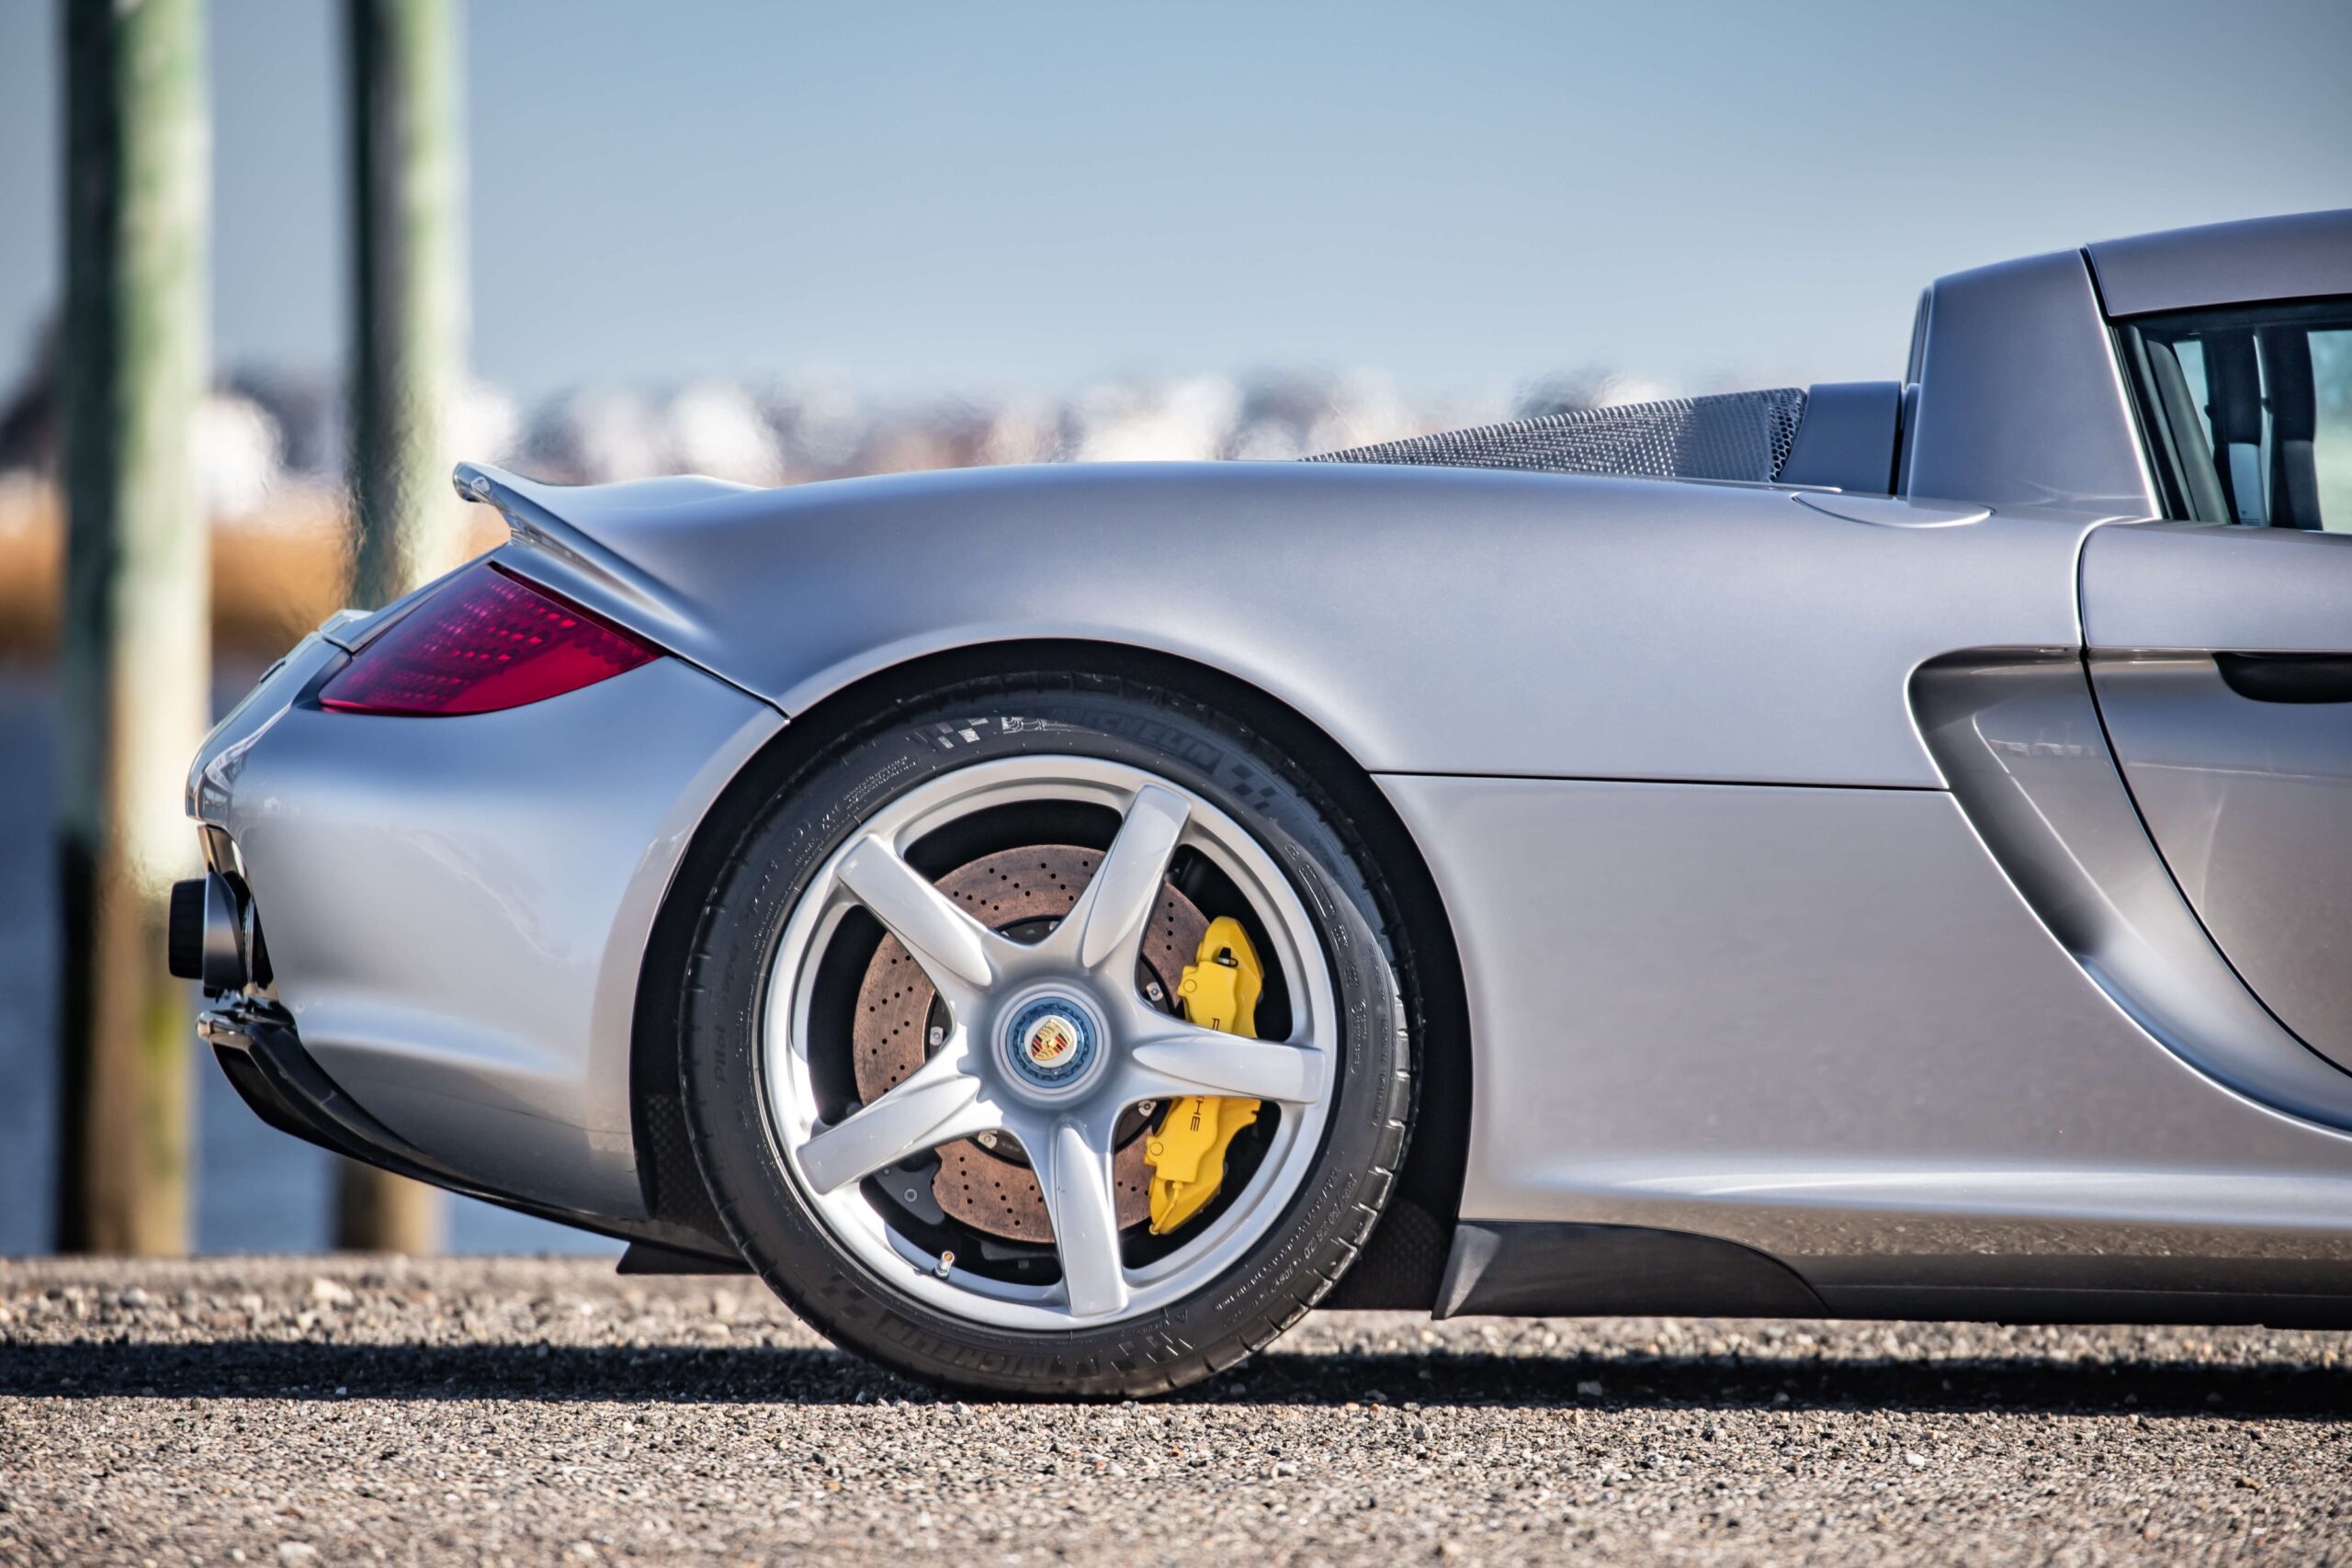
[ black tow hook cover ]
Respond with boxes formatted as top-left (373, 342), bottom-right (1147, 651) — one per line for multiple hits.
top-left (167, 878), bottom-right (207, 980)
top-left (170, 871), bottom-right (252, 993)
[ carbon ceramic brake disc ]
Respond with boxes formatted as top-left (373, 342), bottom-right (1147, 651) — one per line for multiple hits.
top-left (851, 844), bottom-right (1209, 1242)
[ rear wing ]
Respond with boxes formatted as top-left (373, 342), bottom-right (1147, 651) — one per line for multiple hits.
top-left (453, 461), bottom-right (701, 628)
top-left (447, 461), bottom-right (766, 701)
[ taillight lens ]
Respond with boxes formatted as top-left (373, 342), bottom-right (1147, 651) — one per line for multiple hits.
top-left (319, 561), bottom-right (659, 716)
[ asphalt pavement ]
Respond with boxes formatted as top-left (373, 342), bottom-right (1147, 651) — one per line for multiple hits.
top-left (2, 1257), bottom-right (2347, 1565)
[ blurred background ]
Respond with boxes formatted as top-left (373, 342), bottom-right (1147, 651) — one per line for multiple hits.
top-left (2, 0), bottom-right (2347, 1257)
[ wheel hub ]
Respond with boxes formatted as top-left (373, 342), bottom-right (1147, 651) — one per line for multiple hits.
top-left (999, 992), bottom-right (1106, 1096)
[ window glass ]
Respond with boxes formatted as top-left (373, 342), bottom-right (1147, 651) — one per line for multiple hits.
top-left (2173, 337), bottom-right (2208, 420)
top-left (2313, 330), bottom-right (2352, 527)
top-left (2126, 302), bottom-right (2352, 531)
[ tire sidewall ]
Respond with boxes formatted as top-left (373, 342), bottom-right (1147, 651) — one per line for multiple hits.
top-left (679, 680), bottom-right (1407, 1396)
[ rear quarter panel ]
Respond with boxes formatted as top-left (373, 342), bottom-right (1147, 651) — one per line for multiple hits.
top-left (500, 461), bottom-right (2100, 789)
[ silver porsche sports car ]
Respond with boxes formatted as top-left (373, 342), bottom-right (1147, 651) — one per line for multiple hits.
top-left (179, 209), bottom-right (2352, 1396)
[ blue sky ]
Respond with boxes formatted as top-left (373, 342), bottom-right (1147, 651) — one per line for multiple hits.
top-left (3, 0), bottom-right (2348, 406)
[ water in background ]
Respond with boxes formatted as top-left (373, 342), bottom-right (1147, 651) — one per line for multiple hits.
top-left (0, 663), bottom-right (618, 1257)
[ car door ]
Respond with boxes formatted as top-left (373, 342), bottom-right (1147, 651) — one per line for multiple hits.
top-left (2083, 300), bottom-right (2352, 1070)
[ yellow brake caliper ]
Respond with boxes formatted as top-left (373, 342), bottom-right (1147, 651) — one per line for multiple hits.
top-left (1144, 916), bottom-right (1264, 1235)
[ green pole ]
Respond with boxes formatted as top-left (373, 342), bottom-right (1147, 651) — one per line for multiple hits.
top-left (346, 0), bottom-right (467, 609)
top-left (337, 0), bottom-right (464, 1251)
top-left (55, 0), bottom-right (211, 1255)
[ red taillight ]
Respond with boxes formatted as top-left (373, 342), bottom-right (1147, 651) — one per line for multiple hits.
top-left (318, 561), bottom-right (659, 716)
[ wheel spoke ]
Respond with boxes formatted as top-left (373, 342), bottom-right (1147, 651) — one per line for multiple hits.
top-left (837, 834), bottom-right (1001, 998)
top-left (798, 1051), bottom-right (995, 1194)
top-left (1027, 1115), bottom-right (1129, 1319)
top-left (1071, 784), bottom-right (1191, 973)
top-left (1128, 1021), bottom-right (1325, 1105)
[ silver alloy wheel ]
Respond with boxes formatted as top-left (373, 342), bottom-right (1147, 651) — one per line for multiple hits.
top-left (761, 755), bottom-right (1338, 1330)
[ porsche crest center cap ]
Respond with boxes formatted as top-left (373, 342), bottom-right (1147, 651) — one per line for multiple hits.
top-left (1004, 997), bottom-right (1099, 1090)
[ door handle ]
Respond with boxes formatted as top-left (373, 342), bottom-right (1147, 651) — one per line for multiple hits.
top-left (2215, 651), bottom-right (2352, 704)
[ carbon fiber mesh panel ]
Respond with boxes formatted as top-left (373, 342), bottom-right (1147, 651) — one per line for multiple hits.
top-left (1306, 387), bottom-right (1808, 483)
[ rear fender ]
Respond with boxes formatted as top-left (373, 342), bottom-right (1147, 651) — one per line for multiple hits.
top-left (455, 458), bottom-right (2110, 790)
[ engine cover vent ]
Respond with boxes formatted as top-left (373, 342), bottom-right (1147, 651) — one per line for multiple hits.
top-left (1306, 387), bottom-right (1807, 484)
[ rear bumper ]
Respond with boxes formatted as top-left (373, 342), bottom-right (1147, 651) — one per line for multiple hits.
top-left (187, 595), bottom-right (785, 1231)
top-left (198, 998), bottom-right (739, 1260)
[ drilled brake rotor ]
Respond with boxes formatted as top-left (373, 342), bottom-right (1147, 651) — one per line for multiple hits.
top-left (851, 844), bottom-right (1210, 1242)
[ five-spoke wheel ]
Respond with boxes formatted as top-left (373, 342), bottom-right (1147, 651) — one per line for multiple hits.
top-left (765, 761), bottom-right (1337, 1328)
top-left (679, 677), bottom-right (1409, 1396)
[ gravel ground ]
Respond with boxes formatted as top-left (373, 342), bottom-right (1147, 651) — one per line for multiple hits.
top-left (2, 1258), bottom-right (2347, 1565)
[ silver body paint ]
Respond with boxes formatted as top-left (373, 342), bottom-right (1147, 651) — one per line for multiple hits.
top-left (197, 642), bottom-right (781, 1219)
top-left (189, 209), bottom-right (2352, 1310)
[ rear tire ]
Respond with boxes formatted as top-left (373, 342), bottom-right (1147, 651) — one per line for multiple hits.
top-left (676, 672), bottom-right (1412, 1397)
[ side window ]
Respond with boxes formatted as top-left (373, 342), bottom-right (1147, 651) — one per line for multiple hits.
top-left (2124, 301), bottom-right (2352, 530)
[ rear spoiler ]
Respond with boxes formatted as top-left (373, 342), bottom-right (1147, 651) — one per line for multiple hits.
top-left (449, 460), bottom-right (781, 712)
top-left (452, 460), bottom-right (700, 639)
